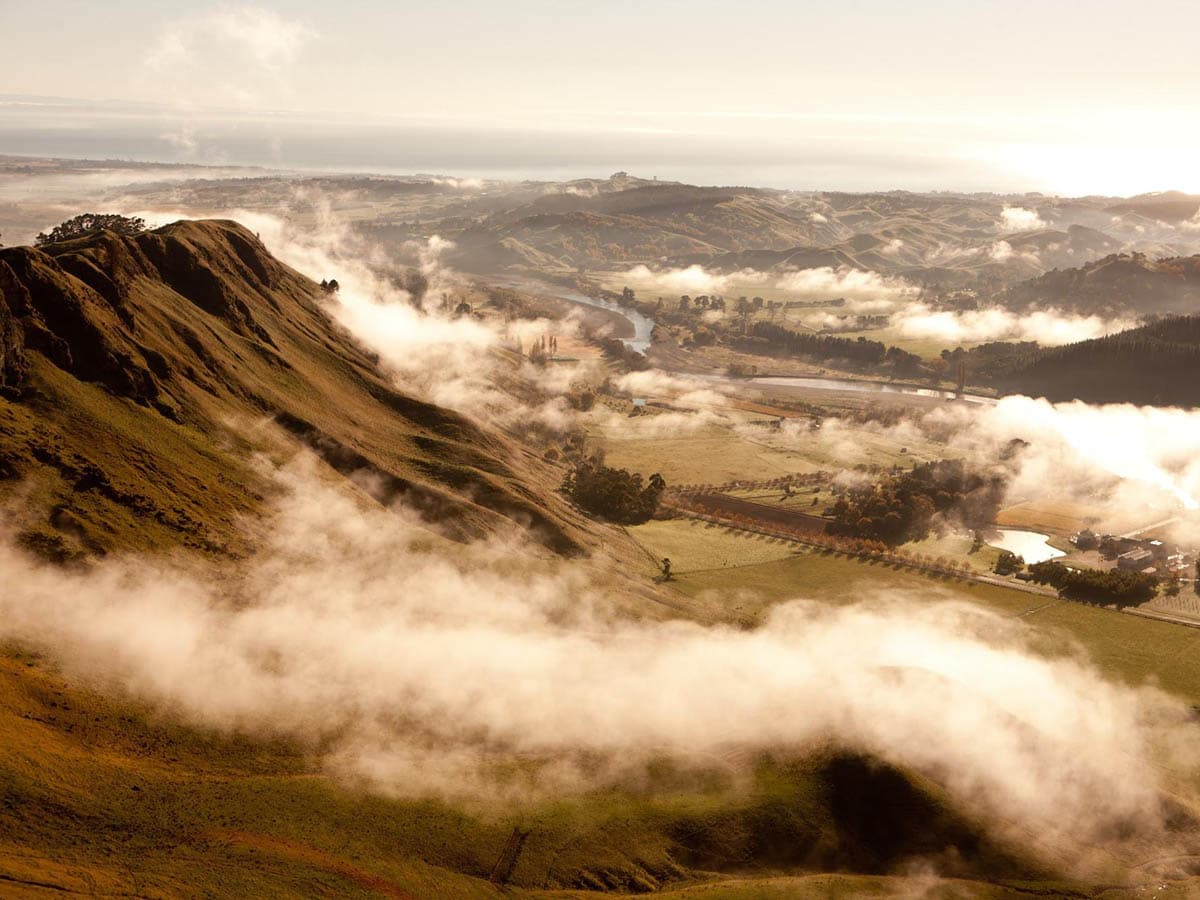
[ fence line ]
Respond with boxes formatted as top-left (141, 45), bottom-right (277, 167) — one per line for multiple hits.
top-left (660, 497), bottom-right (974, 580)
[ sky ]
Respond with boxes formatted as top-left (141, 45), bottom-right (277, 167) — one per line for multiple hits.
top-left (2, 0), bottom-right (1199, 194)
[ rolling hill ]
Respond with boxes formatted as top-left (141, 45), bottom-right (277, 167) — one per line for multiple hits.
top-left (10, 158), bottom-right (1200, 307)
top-left (1105, 191), bottom-right (1200, 223)
top-left (1001, 252), bottom-right (1200, 316)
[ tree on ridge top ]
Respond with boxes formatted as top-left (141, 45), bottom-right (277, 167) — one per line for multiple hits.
top-left (36, 213), bottom-right (147, 246)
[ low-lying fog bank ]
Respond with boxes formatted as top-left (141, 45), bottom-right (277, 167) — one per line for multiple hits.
top-left (1, 456), bottom-right (1196, 880)
top-left (617, 264), bottom-right (1136, 346)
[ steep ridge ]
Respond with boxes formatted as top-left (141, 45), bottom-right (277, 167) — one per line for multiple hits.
top-left (0, 219), bottom-right (590, 559)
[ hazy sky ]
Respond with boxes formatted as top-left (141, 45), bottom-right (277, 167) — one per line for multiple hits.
top-left (3, 0), bottom-right (1199, 193)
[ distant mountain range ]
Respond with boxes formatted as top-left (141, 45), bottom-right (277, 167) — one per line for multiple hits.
top-left (63, 159), bottom-right (1198, 295)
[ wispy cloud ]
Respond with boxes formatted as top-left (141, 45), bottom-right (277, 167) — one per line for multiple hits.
top-left (146, 6), bottom-right (316, 76)
top-left (143, 3), bottom-right (318, 150)
top-left (998, 205), bottom-right (1047, 232)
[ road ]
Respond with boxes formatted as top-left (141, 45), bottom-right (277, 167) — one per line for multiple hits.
top-left (1120, 516), bottom-right (1181, 539)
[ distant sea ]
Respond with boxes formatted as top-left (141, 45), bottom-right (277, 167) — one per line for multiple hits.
top-left (0, 98), bottom-right (1011, 193)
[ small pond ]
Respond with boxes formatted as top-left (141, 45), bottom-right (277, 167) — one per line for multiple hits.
top-left (988, 528), bottom-right (1065, 564)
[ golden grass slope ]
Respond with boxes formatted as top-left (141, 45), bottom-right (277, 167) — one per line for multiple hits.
top-left (0, 220), bottom-right (593, 559)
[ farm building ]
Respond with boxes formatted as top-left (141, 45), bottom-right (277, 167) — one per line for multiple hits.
top-left (1117, 548), bottom-right (1155, 572)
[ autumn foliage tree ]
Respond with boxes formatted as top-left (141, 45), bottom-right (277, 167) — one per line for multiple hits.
top-left (829, 459), bottom-right (1005, 546)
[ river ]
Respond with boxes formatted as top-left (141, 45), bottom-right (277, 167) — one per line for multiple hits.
top-left (496, 278), bottom-right (655, 353)
top-left (510, 281), bottom-right (996, 403)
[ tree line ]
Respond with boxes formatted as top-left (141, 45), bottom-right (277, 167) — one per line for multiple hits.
top-left (735, 322), bottom-right (924, 375)
top-left (1025, 560), bottom-right (1159, 607)
top-left (963, 317), bottom-right (1200, 405)
top-left (35, 213), bottom-right (146, 246)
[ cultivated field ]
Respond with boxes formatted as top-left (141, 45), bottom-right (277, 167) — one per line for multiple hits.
top-left (592, 425), bottom-right (823, 485)
top-left (590, 412), bottom-right (942, 487)
top-left (625, 519), bottom-right (801, 574)
top-left (826, 327), bottom-right (986, 357)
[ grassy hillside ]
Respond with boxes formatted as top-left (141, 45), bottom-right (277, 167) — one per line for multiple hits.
top-left (6, 535), bottom-right (1200, 896)
top-left (0, 220), bottom-right (593, 559)
top-left (1, 640), bottom-right (1069, 897)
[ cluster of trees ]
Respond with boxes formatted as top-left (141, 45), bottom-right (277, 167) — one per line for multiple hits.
top-left (828, 459), bottom-right (1005, 546)
top-left (562, 461), bottom-right (665, 524)
top-left (1026, 560), bottom-right (1159, 607)
top-left (676, 293), bottom-right (734, 312)
top-left (36, 213), bottom-right (146, 246)
top-left (994, 550), bottom-right (1024, 575)
top-left (623, 289), bottom-right (734, 315)
top-left (737, 322), bottom-right (924, 374)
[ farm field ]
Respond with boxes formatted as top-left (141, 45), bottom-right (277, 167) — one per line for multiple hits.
top-left (910, 531), bottom-right (1003, 572)
top-left (737, 420), bottom-right (946, 471)
top-left (591, 411), bottom-right (946, 487)
top-left (1021, 601), bottom-right (1200, 703)
top-left (994, 498), bottom-right (1171, 539)
top-left (591, 426), bottom-right (823, 485)
top-left (669, 546), bottom-right (1047, 618)
top-left (625, 519), bottom-right (801, 574)
top-left (638, 534), bottom-right (1200, 706)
